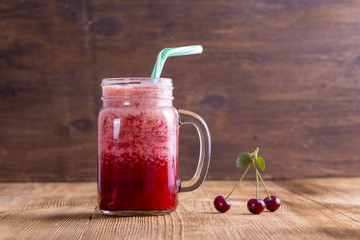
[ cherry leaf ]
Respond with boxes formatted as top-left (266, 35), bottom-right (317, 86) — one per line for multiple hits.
top-left (256, 157), bottom-right (265, 171)
top-left (236, 153), bottom-right (252, 168)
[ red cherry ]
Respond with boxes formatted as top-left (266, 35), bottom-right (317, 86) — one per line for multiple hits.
top-left (214, 195), bottom-right (231, 213)
top-left (247, 199), bottom-right (265, 214)
top-left (264, 196), bottom-right (281, 212)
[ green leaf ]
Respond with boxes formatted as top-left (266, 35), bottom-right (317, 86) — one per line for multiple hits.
top-left (236, 153), bottom-right (252, 168)
top-left (256, 157), bottom-right (265, 171)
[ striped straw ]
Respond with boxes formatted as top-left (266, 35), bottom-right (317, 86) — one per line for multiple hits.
top-left (150, 45), bottom-right (203, 80)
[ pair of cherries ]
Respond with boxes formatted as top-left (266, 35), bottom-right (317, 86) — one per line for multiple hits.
top-left (213, 148), bottom-right (281, 214)
top-left (214, 195), bottom-right (281, 214)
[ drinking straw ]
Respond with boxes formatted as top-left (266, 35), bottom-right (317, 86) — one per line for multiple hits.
top-left (150, 45), bottom-right (203, 80)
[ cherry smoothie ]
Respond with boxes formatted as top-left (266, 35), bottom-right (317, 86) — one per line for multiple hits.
top-left (98, 79), bottom-right (179, 214)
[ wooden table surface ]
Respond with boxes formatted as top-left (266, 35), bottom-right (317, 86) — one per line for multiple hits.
top-left (0, 178), bottom-right (359, 240)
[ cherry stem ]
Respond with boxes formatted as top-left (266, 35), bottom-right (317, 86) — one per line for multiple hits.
top-left (254, 166), bottom-right (271, 199)
top-left (225, 164), bottom-right (251, 200)
top-left (252, 147), bottom-right (259, 159)
top-left (251, 147), bottom-right (260, 199)
top-left (255, 163), bottom-right (259, 199)
top-left (252, 162), bottom-right (259, 199)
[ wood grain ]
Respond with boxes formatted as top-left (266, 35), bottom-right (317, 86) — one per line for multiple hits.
top-left (1, 0), bottom-right (360, 181)
top-left (0, 179), bottom-right (359, 239)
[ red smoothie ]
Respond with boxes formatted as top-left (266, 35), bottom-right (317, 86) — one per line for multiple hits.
top-left (98, 79), bottom-right (179, 214)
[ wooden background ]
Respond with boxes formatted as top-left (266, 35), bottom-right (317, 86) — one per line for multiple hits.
top-left (1, 0), bottom-right (360, 181)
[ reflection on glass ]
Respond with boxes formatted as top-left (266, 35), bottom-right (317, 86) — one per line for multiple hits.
top-left (113, 118), bottom-right (121, 139)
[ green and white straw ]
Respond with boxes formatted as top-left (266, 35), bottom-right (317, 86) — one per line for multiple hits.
top-left (150, 45), bottom-right (203, 80)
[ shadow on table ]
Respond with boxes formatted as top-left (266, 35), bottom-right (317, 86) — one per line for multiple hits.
top-left (4, 208), bottom-right (263, 222)
top-left (11, 210), bottom-right (176, 221)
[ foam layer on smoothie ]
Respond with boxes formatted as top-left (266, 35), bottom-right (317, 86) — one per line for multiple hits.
top-left (98, 106), bottom-right (177, 162)
top-left (99, 83), bottom-right (177, 159)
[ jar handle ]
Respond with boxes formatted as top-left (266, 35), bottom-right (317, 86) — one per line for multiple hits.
top-left (179, 109), bottom-right (211, 192)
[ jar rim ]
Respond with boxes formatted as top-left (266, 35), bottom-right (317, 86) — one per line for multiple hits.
top-left (101, 78), bottom-right (172, 86)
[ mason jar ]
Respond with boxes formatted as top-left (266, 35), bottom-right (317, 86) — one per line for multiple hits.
top-left (98, 78), bottom-right (211, 216)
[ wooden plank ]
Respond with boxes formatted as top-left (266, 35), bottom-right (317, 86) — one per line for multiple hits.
top-left (278, 178), bottom-right (360, 222)
top-left (1, 0), bottom-right (360, 180)
top-left (0, 179), bottom-right (359, 239)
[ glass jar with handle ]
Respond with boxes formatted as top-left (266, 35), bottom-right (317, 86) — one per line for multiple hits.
top-left (98, 78), bottom-right (211, 216)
